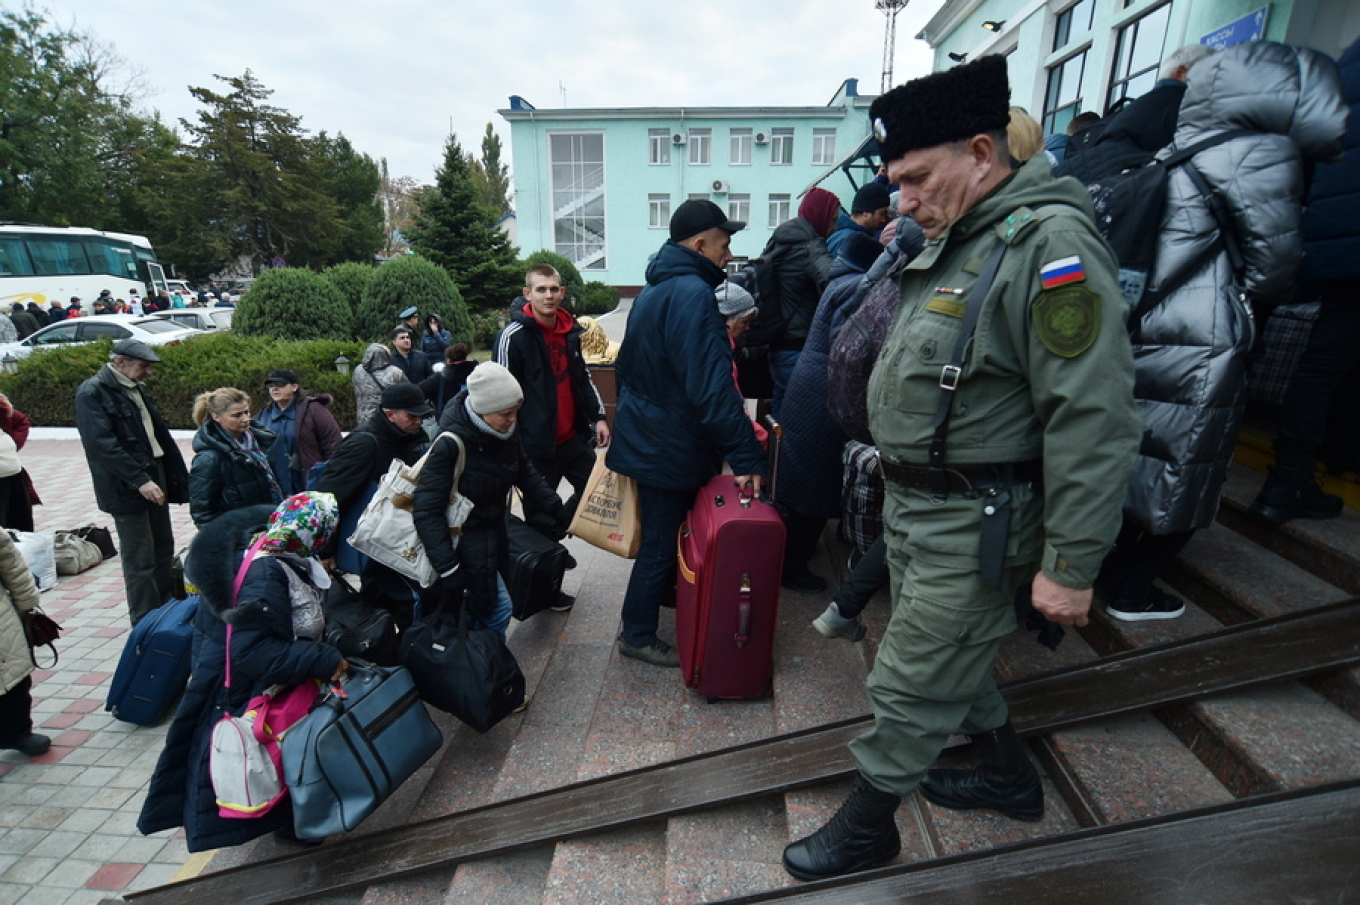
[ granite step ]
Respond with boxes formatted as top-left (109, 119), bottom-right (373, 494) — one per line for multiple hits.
top-left (1085, 584), bottom-right (1360, 800)
top-left (1163, 522), bottom-right (1360, 719)
top-left (1218, 460), bottom-right (1360, 596)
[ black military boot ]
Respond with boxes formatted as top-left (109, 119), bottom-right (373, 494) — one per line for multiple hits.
top-left (917, 721), bottom-right (1044, 822)
top-left (1249, 465), bottom-right (1344, 525)
top-left (782, 773), bottom-right (901, 881)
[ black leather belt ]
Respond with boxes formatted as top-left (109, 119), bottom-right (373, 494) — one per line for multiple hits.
top-left (879, 459), bottom-right (1043, 493)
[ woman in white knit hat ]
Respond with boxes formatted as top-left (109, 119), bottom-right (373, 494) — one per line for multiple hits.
top-left (411, 362), bottom-right (568, 639)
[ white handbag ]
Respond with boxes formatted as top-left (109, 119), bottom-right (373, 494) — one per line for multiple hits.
top-left (347, 432), bottom-right (474, 587)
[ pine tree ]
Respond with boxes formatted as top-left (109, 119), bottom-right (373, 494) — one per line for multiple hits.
top-left (407, 133), bottom-right (520, 312)
top-left (470, 123), bottom-right (512, 215)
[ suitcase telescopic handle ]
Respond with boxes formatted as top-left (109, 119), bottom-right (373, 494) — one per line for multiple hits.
top-left (735, 574), bottom-right (752, 647)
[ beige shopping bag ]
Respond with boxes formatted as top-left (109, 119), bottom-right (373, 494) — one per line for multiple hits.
top-left (567, 450), bottom-right (641, 559)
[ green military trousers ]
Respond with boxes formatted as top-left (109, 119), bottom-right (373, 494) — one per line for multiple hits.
top-left (849, 479), bottom-right (1044, 796)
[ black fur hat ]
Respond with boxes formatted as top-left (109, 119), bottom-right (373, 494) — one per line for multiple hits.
top-left (871, 55), bottom-right (1011, 162)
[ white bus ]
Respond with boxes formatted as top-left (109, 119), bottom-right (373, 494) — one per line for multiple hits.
top-left (0, 224), bottom-right (176, 309)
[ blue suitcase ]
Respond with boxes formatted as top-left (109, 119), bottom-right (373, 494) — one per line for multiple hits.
top-left (105, 595), bottom-right (200, 725)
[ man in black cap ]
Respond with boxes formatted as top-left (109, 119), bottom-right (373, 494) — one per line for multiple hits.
top-left (9, 303), bottom-right (39, 339)
top-left (313, 381), bottom-right (430, 622)
top-left (781, 55), bottom-right (1141, 881)
top-left (74, 339), bottom-right (189, 625)
top-left (826, 182), bottom-right (893, 257)
top-left (605, 199), bottom-right (767, 667)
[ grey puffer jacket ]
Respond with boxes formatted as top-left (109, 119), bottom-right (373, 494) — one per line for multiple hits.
top-left (1126, 41), bottom-right (1345, 534)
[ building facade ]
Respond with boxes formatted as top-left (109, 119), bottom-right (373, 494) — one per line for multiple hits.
top-left (920, 0), bottom-right (1359, 135)
top-left (499, 80), bottom-right (874, 288)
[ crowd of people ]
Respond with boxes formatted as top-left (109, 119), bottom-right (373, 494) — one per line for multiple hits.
top-left (2, 35), bottom-right (1350, 884)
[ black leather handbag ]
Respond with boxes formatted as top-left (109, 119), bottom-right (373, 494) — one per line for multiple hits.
top-left (400, 591), bottom-right (525, 733)
top-left (323, 572), bottom-right (399, 665)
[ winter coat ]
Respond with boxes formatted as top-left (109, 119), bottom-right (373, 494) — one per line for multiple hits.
top-left (9, 309), bottom-right (39, 339)
top-left (0, 530), bottom-right (41, 696)
top-left (188, 420), bottom-right (281, 527)
top-left (1299, 38), bottom-right (1360, 285)
top-left (413, 392), bottom-right (566, 621)
top-left (607, 241), bottom-right (767, 490)
top-left (777, 255), bottom-right (874, 519)
top-left (763, 217), bottom-right (834, 350)
top-left (138, 506), bottom-right (343, 852)
top-left (352, 344), bottom-right (409, 425)
top-left (1054, 80), bottom-right (1188, 186)
top-left (826, 210), bottom-right (872, 259)
top-left (258, 393), bottom-right (342, 479)
top-left (422, 317), bottom-right (451, 360)
top-left (75, 365), bottom-right (190, 516)
top-left (419, 363), bottom-right (477, 419)
top-left (1126, 42), bottom-right (1346, 534)
top-left (313, 410), bottom-right (427, 560)
top-left (492, 305), bottom-right (605, 460)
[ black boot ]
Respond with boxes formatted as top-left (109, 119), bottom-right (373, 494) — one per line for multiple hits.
top-left (918, 721), bottom-right (1043, 822)
top-left (1249, 465), bottom-right (1344, 525)
top-left (782, 773), bottom-right (901, 881)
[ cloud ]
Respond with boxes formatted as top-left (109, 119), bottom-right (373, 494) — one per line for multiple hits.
top-left (52, 0), bottom-right (945, 183)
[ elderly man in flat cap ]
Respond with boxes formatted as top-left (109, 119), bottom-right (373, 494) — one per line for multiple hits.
top-left (782, 55), bottom-right (1141, 881)
top-left (74, 339), bottom-right (190, 626)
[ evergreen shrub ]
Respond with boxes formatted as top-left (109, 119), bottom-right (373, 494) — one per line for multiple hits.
top-left (234, 267), bottom-right (353, 341)
top-left (323, 262), bottom-right (376, 329)
top-left (355, 255), bottom-right (473, 345)
top-left (575, 281), bottom-right (620, 316)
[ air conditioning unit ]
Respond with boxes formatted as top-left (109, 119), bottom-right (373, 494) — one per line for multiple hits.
top-left (711, 179), bottom-right (730, 193)
top-left (671, 132), bottom-right (688, 145)
top-left (754, 132), bottom-right (770, 144)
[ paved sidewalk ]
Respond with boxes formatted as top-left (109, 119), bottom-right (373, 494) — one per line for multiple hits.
top-left (0, 431), bottom-right (201, 905)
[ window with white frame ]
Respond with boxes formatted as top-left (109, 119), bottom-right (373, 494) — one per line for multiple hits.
top-left (730, 128), bottom-right (752, 166)
top-left (728, 193), bottom-right (750, 223)
top-left (768, 193), bottom-right (791, 227)
top-left (1042, 0), bottom-right (1097, 135)
top-left (689, 128), bottom-right (711, 165)
top-left (1053, 0), bottom-right (1095, 49)
top-left (1106, 3), bottom-right (1172, 110)
top-left (648, 194), bottom-right (670, 229)
top-left (648, 128), bottom-right (670, 165)
top-left (770, 128), bottom-right (794, 165)
top-left (812, 128), bottom-right (837, 165)
top-left (549, 132), bottom-right (606, 270)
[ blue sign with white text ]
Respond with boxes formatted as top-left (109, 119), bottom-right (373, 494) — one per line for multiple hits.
top-left (1201, 5), bottom-right (1270, 51)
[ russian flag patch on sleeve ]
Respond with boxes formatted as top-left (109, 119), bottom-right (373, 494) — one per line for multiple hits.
top-left (1039, 256), bottom-right (1086, 289)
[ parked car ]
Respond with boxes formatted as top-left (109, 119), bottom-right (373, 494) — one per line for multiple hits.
top-left (0, 314), bottom-right (201, 360)
top-left (150, 308), bottom-right (234, 332)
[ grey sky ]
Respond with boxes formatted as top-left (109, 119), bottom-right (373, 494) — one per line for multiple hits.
top-left (52, 0), bottom-right (946, 184)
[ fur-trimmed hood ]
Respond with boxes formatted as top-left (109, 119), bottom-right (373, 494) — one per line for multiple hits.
top-left (184, 504), bottom-right (274, 621)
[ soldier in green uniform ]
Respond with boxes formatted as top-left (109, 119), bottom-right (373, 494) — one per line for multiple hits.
top-left (783, 55), bottom-right (1142, 882)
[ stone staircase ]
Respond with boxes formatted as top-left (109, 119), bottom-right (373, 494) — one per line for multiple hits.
top-left (190, 461), bottom-right (1360, 905)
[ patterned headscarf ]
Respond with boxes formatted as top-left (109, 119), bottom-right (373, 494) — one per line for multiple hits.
top-left (259, 492), bottom-right (338, 557)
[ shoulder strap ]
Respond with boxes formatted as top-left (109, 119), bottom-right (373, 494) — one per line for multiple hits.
top-left (927, 237), bottom-right (1009, 477)
top-left (224, 534), bottom-right (271, 691)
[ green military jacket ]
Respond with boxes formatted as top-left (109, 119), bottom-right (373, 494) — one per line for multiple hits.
top-left (867, 154), bottom-right (1141, 589)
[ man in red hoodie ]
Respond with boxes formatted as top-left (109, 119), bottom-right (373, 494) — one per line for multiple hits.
top-left (493, 264), bottom-right (610, 529)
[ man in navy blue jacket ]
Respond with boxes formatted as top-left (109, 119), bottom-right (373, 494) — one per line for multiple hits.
top-left (606, 200), bottom-right (766, 667)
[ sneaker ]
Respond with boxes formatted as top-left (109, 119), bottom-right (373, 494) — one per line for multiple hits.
top-left (617, 636), bottom-right (681, 668)
top-left (1249, 467), bottom-right (1344, 525)
top-left (782, 569), bottom-right (829, 593)
top-left (1106, 585), bottom-right (1186, 622)
top-left (812, 602), bottom-right (866, 642)
top-left (0, 733), bottom-right (50, 757)
top-left (550, 592), bottom-right (576, 613)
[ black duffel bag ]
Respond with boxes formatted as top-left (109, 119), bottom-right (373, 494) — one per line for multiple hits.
top-left (400, 585), bottom-right (525, 733)
top-left (323, 572), bottom-right (400, 666)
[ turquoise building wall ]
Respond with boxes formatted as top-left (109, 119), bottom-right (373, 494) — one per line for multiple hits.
top-left (500, 82), bottom-right (874, 287)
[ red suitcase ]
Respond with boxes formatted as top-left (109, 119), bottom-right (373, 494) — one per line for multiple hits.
top-left (676, 475), bottom-right (785, 700)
